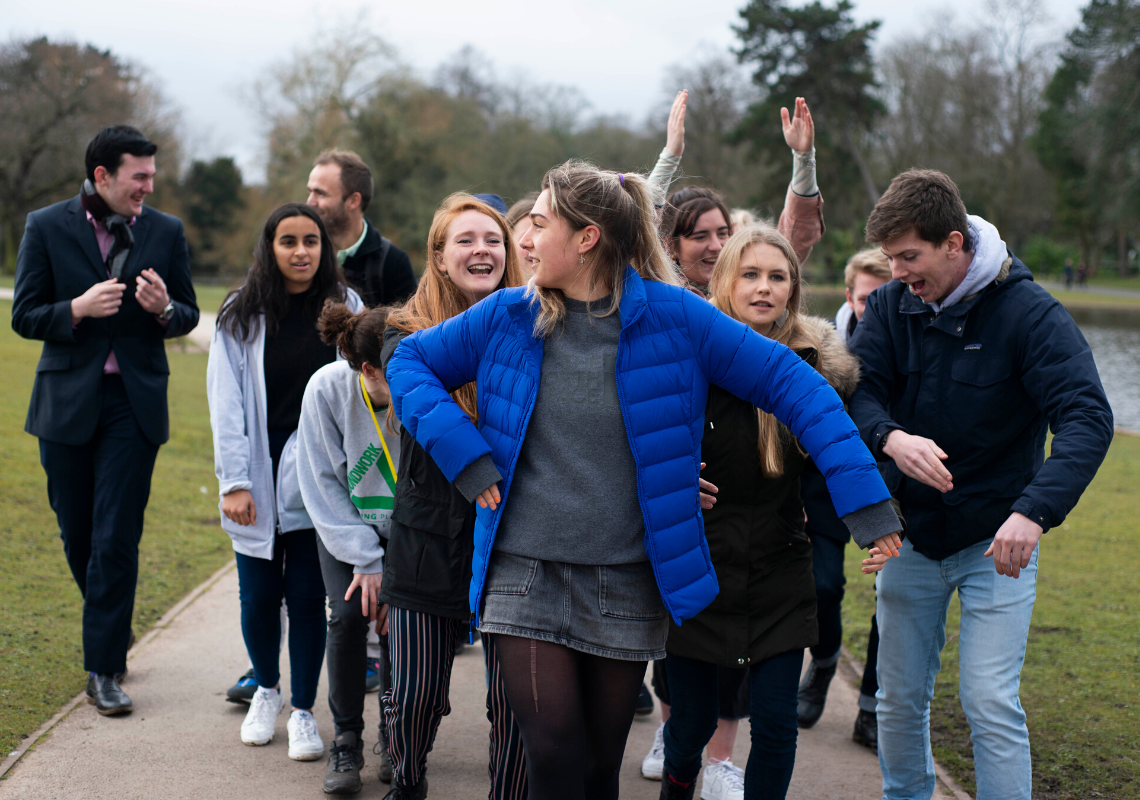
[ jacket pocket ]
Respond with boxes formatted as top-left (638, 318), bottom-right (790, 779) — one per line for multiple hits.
top-left (951, 358), bottom-right (1011, 387)
top-left (598, 562), bottom-right (667, 620)
top-left (484, 553), bottom-right (539, 595)
top-left (391, 485), bottom-right (469, 538)
top-left (36, 354), bottom-right (71, 372)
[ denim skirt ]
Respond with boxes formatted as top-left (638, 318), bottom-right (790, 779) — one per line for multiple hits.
top-left (478, 552), bottom-right (670, 661)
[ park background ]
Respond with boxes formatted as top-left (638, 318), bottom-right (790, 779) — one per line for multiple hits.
top-left (1, 0), bottom-right (1138, 798)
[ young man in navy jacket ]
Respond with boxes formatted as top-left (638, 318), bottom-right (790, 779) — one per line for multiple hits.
top-left (12, 126), bottom-right (199, 716)
top-left (847, 169), bottom-right (1112, 800)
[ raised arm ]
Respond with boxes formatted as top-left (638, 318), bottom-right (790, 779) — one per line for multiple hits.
top-left (647, 90), bottom-right (687, 209)
top-left (777, 97), bottom-right (824, 265)
top-left (682, 290), bottom-right (897, 548)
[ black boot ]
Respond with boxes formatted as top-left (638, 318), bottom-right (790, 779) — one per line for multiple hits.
top-left (383, 776), bottom-right (428, 800)
top-left (659, 774), bottom-right (696, 800)
top-left (374, 734), bottom-right (393, 784)
top-left (796, 660), bottom-right (837, 728)
top-left (86, 673), bottom-right (132, 716)
top-left (852, 709), bottom-right (878, 752)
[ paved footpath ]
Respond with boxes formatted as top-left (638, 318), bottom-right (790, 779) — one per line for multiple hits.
top-left (1, 565), bottom-right (959, 800)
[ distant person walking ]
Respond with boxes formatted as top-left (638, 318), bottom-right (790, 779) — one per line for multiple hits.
top-left (848, 169), bottom-right (1113, 800)
top-left (12, 125), bottom-right (199, 716)
top-left (208, 203), bottom-right (362, 761)
top-left (1063, 257), bottom-right (1074, 289)
top-left (307, 148), bottom-right (417, 308)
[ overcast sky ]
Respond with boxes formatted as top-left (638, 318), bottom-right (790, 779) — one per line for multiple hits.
top-left (6, 0), bottom-right (1085, 182)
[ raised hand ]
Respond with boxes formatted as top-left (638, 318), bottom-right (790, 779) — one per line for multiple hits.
top-left (71, 278), bottom-right (125, 323)
top-left (135, 268), bottom-right (171, 315)
top-left (781, 97), bottom-right (815, 154)
top-left (666, 90), bottom-right (687, 158)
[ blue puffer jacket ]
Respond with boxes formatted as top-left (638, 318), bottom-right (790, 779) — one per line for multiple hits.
top-left (389, 267), bottom-right (893, 625)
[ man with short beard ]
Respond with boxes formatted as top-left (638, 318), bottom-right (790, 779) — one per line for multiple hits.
top-left (307, 149), bottom-right (416, 308)
top-left (848, 169), bottom-right (1112, 800)
top-left (12, 125), bottom-right (199, 716)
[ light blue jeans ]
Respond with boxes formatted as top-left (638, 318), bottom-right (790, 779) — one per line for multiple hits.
top-left (876, 536), bottom-right (1037, 800)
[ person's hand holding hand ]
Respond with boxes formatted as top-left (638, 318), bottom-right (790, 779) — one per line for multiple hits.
top-left (71, 278), bottom-right (126, 324)
top-left (346, 571), bottom-right (384, 620)
top-left (476, 484), bottom-right (501, 511)
top-left (699, 462), bottom-right (718, 510)
top-left (221, 489), bottom-right (256, 527)
top-left (984, 512), bottom-right (1043, 578)
top-left (666, 90), bottom-right (687, 158)
top-left (882, 430), bottom-right (954, 493)
top-left (861, 546), bottom-right (891, 574)
top-left (135, 268), bottom-right (171, 315)
top-left (781, 97), bottom-right (815, 153)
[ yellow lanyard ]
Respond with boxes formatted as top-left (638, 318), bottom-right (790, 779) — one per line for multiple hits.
top-left (360, 373), bottom-right (398, 486)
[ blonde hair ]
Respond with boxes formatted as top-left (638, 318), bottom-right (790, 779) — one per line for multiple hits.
top-left (531, 160), bottom-right (682, 338)
top-left (730, 208), bottom-right (758, 229)
top-left (844, 248), bottom-right (892, 291)
top-left (708, 225), bottom-right (806, 478)
top-left (386, 193), bottom-right (526, 425)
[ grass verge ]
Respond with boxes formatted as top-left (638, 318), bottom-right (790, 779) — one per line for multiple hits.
top-left (0, 300), bottom-right (230, 758)
top-left (842, 434), bottom-right (1140, 800)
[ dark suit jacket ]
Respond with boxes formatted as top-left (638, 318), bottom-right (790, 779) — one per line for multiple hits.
top-left (341, 222), bottom-right (417, 308)
top-left (11, 196), bottom-right (199, 446)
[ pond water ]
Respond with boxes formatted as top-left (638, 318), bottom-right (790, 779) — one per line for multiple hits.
top-left (806, 290), bottom-right (1140, 432)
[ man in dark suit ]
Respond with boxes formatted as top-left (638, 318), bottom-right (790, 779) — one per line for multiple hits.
top-left (306, 148), bottom-right (416, 308)
top-left (11, 125), bottom-right (199, 716)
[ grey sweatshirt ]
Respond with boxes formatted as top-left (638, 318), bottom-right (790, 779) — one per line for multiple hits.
top-left (493, 297), bottom-right (646, 564)
top-left (297, 360), bottom-right (401, 574)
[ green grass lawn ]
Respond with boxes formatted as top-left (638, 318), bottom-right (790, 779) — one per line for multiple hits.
top-left (842, 435), bottom-right (1140, 800)
top-left (0, 300), bottom-right (231, 758)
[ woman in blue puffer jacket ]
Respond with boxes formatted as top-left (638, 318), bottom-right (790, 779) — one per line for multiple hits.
top-left (387, 161), bottom-right (902, 800)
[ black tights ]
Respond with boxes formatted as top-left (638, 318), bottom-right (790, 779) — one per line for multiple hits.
top-left (494, 635), bottom-right (646, 800)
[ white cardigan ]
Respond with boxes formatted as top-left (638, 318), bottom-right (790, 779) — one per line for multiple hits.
top-left (206, 288), bottom-right (363, 559)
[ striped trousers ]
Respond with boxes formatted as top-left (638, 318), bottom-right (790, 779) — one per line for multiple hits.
top-left (383, 606), bottom-right (528, 800)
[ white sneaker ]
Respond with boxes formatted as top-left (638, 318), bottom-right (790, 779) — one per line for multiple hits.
top-left (240, 686), bottom-right (283, 745)
top-left (641, 722), bottom-right (665, 780)
top-left (700, 760), bottom-right (744, 800)
top-left (287, 709), bottom-right (324, 761)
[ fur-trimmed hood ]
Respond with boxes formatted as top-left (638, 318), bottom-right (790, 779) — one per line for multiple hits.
top-left (790, 315), bottom-right (861, 400)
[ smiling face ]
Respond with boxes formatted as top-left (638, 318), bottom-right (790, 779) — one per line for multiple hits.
top-left (880, 229), bottom-right (970, 305)
top-left (273, 215), bottom-right (322, 294)
top-left (95, 153), bottom-right (155, 217)
top-left (729, 243), bottom-right (794, 335)
top-left (676, 208), bottom-right (730, 287)
top-left (436, 209), bottom-right (507, 304)
top-left (519, 189), bottom-right (593, 295)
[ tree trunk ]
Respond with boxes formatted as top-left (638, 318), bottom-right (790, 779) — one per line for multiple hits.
top-left (842, 127), bottom-right (880, 209)
top-left (1118, 229), bottom-right (1129, 278)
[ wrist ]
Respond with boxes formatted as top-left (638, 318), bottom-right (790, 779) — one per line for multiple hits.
top-left (881, 430), bottom-right (902, 458)
top-left (70, 297), bottom-right (85, 325)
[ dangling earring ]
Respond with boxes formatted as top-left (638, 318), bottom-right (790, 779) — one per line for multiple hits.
top-left (774, 308), bottom-right (789, 327)
top-left (579, 255), bottom-right (586, 265)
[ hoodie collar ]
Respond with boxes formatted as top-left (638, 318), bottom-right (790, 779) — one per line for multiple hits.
top-left (926, 215), bottom-right (1007, 313)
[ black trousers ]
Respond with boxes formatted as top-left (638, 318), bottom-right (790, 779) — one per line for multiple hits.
top-left (38, 375), bottom-right (159, 675)
top-left (317, 537), bottom-right (391, 737)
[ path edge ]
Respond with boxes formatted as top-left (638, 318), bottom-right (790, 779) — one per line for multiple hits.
top-left (839, 645), bottom-right (974, 800)
top-left (0, 559), bottom-right (236, 780)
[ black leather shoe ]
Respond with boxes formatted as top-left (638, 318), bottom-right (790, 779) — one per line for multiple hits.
top-left (796, 660), bottom-right (837, 728)
top-left (86, 673), bottom-right (132, 716)
top-left (659, 773), bottom-right (696, 800)
top-left (323, 732), bottom-right (365, 795)
top-left (382, 776), bottom-right (427, 800)
top-left (852, 708), bottom-right (878, 752)
top-left (635, 681), bottom-right (655, 716)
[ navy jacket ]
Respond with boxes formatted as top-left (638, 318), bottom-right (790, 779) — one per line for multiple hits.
top-left (847, 256), bottom-right (1113, 560)
top-left (389, 267), bottom-right (896, 626)
top-left (12, 196), bottom-right (199, 446)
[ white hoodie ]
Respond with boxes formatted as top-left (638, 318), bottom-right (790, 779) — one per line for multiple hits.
top-left (928, 215), bottom-right (1007, 313)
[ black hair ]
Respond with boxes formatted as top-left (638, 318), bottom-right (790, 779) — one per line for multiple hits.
top-left (217, 203), bottom-right (348, 340)
top-left (85, 125), bottom-right (158, 182)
